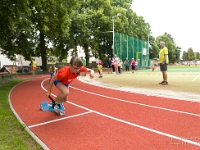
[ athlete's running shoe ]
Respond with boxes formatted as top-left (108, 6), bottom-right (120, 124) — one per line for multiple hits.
top-left (54, 104), bottom-right (65, 115)
top-left (49, 101), bottom-right (65, 112)
top-left (48, 102), bottom-right (56, 112)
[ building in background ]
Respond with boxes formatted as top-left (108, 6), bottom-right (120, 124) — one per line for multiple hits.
top-left (0, 54), bottom-right (13, 68)
top-left (0, 46), bottom-right (97, 69)
top-left (0, 54), bottom-right (42, 69)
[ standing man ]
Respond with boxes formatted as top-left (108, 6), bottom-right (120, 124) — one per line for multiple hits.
top-left (158, 41), bottom-right (169, 85)
top-left (124, 58), bottom-right (130, 71)
top-left (81, 56), bottom-right (86, 76)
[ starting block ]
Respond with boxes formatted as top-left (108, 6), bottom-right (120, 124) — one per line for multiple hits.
top-left (40, 96), bottom-right (65, 115)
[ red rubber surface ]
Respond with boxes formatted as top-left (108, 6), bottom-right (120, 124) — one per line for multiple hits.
top-left (10, 75), bottom-right (200, 150)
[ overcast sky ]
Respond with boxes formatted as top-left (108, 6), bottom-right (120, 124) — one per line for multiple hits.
top-left (131, 0), bottom-right (200, 53)
top-left (1, 1), bottom-right (200, 67)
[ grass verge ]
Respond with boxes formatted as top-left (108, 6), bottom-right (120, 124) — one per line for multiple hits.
top-left (0, 78), bottom-right (42, 150)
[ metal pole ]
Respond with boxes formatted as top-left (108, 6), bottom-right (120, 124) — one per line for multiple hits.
top-left (119, 33), bottom-right (122, 57)
top-left (127, 35), bottom-right (128, 58)
top-left (112, 18), bottom-right (114, 56)
top-left (147, 33), bottom-right (149, 54)
top-left (133, 38), bottom-right (134, 59)
top-left (112, 13), bottom-right (121, 57)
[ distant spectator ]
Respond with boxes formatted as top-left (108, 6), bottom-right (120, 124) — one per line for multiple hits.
top-left (48, 65), bottom-right (58, 83)
top-left (97, 60), bottom-right (103, 78)
top-left (81, 56), bottom-right (86, 76)
top-left (111, 57), bottom-right (115, 73)
top-left (114, 54), bottom-right (119, 75)
top-left (135, 61), bottom-right (138, 70)
top-left (131, 58), bottom-right (135, 73)
top-left (99, 60), bottom-right (104, 66)
top-left (107, 58), bottom-right (112, 74)
top-left (30, 56), bottom-right (37, 76)
top-left (124, 58), bottom-right (130, 71)
top-left (119, 59), bottom-right (123, 74)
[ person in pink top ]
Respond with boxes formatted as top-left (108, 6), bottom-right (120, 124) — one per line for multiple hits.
top-left (111, 57), bottom-right (115, 73)
top-left (99, 60), bottom-right (104, 66)
top-left (131, 58), bottom-right (135, 73)
top-left (114, 54), bottom-right (119, 75)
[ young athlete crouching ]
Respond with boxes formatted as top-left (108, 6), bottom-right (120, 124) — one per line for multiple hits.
top-left (46, 56), bottom-right (94, 110)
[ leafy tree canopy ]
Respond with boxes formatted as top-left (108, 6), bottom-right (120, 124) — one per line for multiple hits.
top-left (156, 33), bottom-right (181, 63)
top-left (0, 0), bottom-right (158, 69)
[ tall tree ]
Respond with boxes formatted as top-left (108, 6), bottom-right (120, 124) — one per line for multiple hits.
top-left (1, 0), bottom-right (153, 68)
top-left (182, 51), bottom-right (188, 61)
top-left (72, 0), bottom-right (114, 66)
top-left (0, 0), bottom-right (34, 58)
top-left (28, 0), bottom-right (72, 71)
top-left (174, 46), bottom-right (181, 62)
top-left (187, 48), bottom-right (195, 60)
top-left (0, 0), bottom-right (73, 71)
top-left (149, 35), bottom-right (159, 59)
top-left (195, 52), bottom-right (200, 60)
top-left (164, 32), bottom-right (175, 43)
top-left (155, 34), bottom-right (180, 63)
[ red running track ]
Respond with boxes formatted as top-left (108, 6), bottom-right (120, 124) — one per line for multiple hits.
top-left (10, 75), bottom-right (200, 150)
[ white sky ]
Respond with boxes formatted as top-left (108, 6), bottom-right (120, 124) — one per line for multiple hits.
top-left (131, 0), bottom-right (200, 53)
top-left (1, 1), bottom-right (200, 67)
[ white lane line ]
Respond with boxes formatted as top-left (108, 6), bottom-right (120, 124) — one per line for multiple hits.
top-left (41, 78), bottom-right (200, 117)
top-left (28, 111), bottom-right (92, 128)
top-left (67, 100), bottom-right (200, 147)
top-left (41, 78), bottom-right (50, 92)
top-left (40, 78), bottom-right (200, 147)
top-left (193, 73), bottom-right (200, 81)
top-left (70, 86), bottom-right (200, 117)
top-left (78, 77), bottom-right (200, 102)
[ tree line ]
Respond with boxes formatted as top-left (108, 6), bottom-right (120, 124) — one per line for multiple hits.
top-left (182, 48), bottom-right (200, 61)
top-left (0, 0), bottom-right (197, 71)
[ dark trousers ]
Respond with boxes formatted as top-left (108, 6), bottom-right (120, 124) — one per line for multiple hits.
top-left (112, 65), bottom-right (115, 72)
top-left (125, 66), bottom-right (129, 71)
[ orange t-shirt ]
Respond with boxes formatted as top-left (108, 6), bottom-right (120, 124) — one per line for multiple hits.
top-left (55, 66), bottom-right (87, 84)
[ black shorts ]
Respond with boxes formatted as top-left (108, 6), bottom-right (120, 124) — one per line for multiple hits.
top-left (160, 63), bottom-right (167, 71)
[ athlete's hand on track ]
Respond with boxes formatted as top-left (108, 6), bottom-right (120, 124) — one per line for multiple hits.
top-left (46, 91), bottom-right (51, 97)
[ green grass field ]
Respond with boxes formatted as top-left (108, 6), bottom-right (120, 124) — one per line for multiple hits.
top-left (0, 78), bottom-right (42, 150)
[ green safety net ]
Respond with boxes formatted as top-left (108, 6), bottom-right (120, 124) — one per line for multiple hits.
top-left (114, 32), bottom-right (150, 68)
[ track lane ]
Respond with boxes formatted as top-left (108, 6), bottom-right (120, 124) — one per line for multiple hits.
top-left (42, 78), bottom-right (200, 147)
top-left (75, 78), bottom-right (200, 115)
top-left (10, 76), bottom-right (200, 149)
top-left (64, 87), bottom-right (200, 144)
